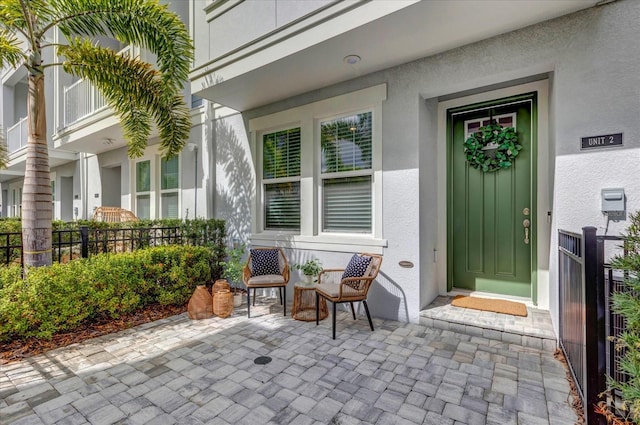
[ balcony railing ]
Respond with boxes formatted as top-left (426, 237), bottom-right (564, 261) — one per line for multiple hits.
top-left (62, 45), bottom-right (132, 127)
top-left (6, 116), bottom-right (28, 153)
top-left (63, 78), bottom-right (107, 126)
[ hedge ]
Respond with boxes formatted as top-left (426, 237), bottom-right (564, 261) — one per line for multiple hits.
top-left (0, 245), bottom-right (212, 342)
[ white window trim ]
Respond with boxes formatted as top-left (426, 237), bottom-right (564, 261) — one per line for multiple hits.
top-left (259, 125), bottom-right (302, 233)
top-left (130, 146), bottom-right (182, 220)
top-left (317, 108), bottom-right (377, 237)
top-left (249, 84), bottom-right (387, 253)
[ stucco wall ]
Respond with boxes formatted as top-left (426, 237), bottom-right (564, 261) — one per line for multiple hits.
top-left (213, 109), bottom-right (254, 243)
top-left (211, 0), bottom-right (640, 326)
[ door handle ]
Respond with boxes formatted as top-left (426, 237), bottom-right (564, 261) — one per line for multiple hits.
top-left (523, 219), bottom-right (530, 244)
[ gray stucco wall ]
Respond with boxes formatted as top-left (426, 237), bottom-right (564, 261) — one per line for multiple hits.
top-left (212, 0), bottom-right (640, 326)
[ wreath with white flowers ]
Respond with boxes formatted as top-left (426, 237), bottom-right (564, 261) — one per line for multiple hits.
top-left (463, 122), bottom-right (522, 172)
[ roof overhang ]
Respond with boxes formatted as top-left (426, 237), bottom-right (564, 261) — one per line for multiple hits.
top-left (0, 148), bottom-right (77, 183)
top-left (191, 0), bottom-right (600, 111)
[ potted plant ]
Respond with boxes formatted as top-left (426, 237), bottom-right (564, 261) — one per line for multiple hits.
top-left (294, 258), bottom-right (323, 285)
top-left (220, 244), bottom-right (246, 307)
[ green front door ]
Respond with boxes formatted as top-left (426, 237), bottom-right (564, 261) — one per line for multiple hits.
top-left (448, 94), bottom-right (536, 298)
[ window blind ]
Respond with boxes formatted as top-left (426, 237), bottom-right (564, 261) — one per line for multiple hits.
top-left (263, 127), bottom-right (301, 231)
top-left (265, 182), bottom-right (300, 230)
top-left (161, 192), bottom-right (179, 218)
top-left (136, 194), bottom-right (151, 220)
top-left (263, 128), bottom-right (301, 179)
top-left (323, 176), bottom-right (371, 233)
top-left (321, 112), bottom-right (372, 173)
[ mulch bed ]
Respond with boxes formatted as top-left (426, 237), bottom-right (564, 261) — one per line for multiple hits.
top-left (0, 303), bottom-right (186, 365)
top-left (554, 348), bottom-right (585, 424)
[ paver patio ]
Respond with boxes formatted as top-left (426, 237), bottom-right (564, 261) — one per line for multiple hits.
top-left (0, 301), bottom-right (577, 425)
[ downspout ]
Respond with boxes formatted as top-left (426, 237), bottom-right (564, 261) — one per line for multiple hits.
top-left (83, 152), bottom-right (88, 219)
top-left (187, 143), bottom-right (198, 218)
top-left (194, 145), bottom-right (198, 218)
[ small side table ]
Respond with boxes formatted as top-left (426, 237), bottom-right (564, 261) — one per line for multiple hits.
top-left (292, 283), bottom-right (328, 321)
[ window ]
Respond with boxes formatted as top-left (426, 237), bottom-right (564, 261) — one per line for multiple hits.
top-left (250, 84), bottom-right (386, 250)
top-left (135, 160), bottom-right (151, 219)
top-left (262, 128), bottom-right (301, 230)
top-left (321, 112), bottom-right (372, 233)
top-left (132, 151), bottom-right (181, 220)
top-left (160, 156), bottom-right (179, 219)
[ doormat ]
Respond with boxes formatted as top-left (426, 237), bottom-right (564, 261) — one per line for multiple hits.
top-left (451, 295), bottom-right (528, 317)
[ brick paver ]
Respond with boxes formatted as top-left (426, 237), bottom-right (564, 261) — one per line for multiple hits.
top-left (0, 302), bottom-right (577, 424)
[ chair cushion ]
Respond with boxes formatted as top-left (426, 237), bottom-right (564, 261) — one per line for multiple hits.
top-left (342, 254), bottom-right (372, 280)
top-left (247, 274), bottom-right (286, 286)
top-left (316, 282), bottom-right (362, 299)
top-left (251, 249), bottom-right (280, 276)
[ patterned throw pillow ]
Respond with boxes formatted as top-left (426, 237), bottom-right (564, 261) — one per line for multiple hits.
top-left (250, 249), bottom-right (281, 276)
top-left (342, 254), bottom-right (372, 281)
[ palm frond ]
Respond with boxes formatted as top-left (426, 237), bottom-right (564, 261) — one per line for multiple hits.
top-left (49, 0), bottom-right (193, 89)
top-left (0, 29), bottom-right (24, 68)
top-left (0, 0), bottom-right (28, 31)
top-left (59, 39), bottom-right (190, 158)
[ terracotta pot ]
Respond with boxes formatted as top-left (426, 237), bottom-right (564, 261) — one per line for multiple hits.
top-left (187, 285), bottom-right (213, 320)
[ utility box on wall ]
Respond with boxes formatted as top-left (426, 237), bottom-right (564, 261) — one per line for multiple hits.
top-left (601, 188), bottom-right (625, 214)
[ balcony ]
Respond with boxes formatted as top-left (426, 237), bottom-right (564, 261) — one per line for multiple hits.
top-left (6, 117), bottom-right (27, 153)
top-left (62, 45), bottom-right (132, 128)
top-left (1, 115), bottom-right (77, 183)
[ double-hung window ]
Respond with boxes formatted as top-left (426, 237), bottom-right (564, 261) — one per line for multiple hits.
top-left (160, 156), bottom-right (180, 218)
top-left (135, 160), bottom-right (152, 220)
top-left (262, 128), bottom-right (301, 230)
top-left (320, 112), bottom-right (372, 233)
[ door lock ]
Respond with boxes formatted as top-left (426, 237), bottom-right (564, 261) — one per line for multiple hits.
top-left (523, 219), bottom-right (531, 244)
top-left (523, 207), bottom-right (530, 216)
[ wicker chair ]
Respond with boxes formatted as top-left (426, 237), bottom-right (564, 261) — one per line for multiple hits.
top-left (242, 247), bottom-right (290, 318)
top-left (315, 253), bottom-right (383, 339)
top-left (92, 206), bottom-right (138, 223)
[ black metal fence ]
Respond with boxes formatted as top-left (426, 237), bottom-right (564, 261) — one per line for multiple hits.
top-left (558, 227), bottom-right (625, 425)
top-left (2, 225), bottom-right (223, 267)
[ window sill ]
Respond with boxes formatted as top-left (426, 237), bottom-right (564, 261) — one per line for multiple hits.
top-left (250, 233), bottom-right (387, 254)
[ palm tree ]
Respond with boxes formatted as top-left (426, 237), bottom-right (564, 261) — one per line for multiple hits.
top-left (0, 0), bottom-right (193, 267)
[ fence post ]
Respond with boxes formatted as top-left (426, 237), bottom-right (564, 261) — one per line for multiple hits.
top-left (80, 226), bottom-right (89, 259)
top-left (583, 226), bottom-right (606, 425)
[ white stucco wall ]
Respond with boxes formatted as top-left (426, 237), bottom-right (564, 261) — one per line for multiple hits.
top-left (213, 106), bottom-right (254, 243)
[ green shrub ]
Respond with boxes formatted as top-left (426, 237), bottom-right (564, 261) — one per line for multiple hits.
top-left (0, 261), bottom-right (94, 340)
top-left (609, 211), bottom-right (640, 421)
top-left (86, 254), bottom-right (146, 318)
top-left (0, 245), bottom-right (212, 342)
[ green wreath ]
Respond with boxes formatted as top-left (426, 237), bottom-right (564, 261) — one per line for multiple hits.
top-left (463, 122), bottom-right (522, 172)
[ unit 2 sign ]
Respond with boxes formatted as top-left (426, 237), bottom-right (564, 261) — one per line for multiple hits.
top-left (581, 133), bottom-right (623, 150)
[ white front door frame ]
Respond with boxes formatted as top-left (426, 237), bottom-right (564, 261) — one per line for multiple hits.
top-left (435, 80), bottom-right (551, 309)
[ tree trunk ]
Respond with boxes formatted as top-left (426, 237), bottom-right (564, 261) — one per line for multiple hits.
top-left (22, 72), bottom-right (52, 267)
